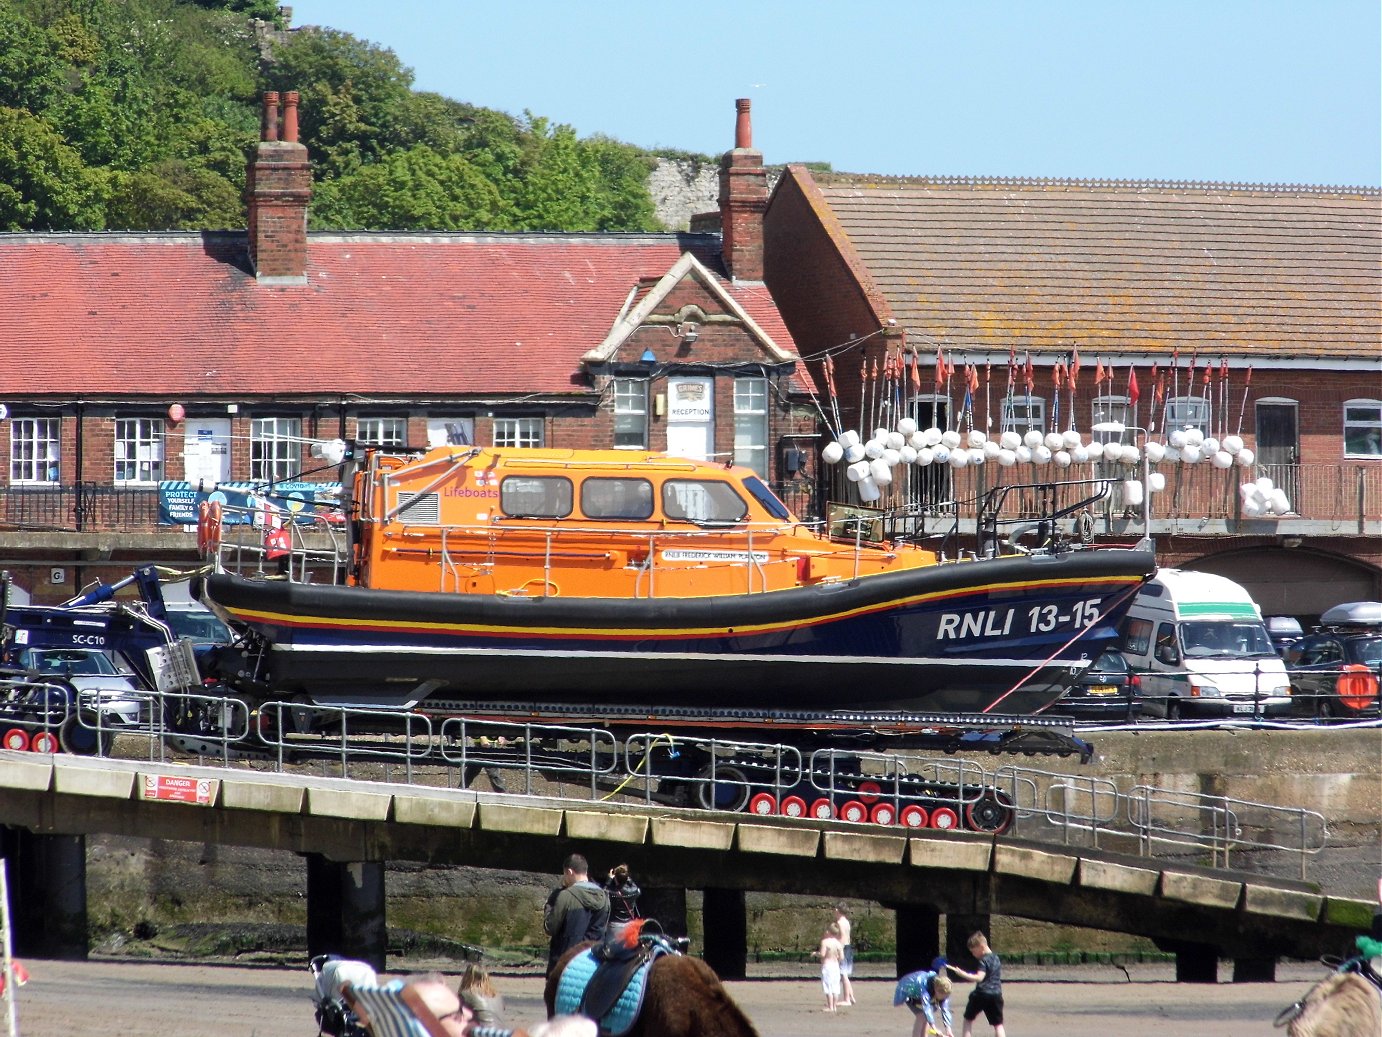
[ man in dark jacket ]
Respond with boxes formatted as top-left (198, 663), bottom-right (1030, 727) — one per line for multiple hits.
top-left (544, 853), bottom-right (611, 972)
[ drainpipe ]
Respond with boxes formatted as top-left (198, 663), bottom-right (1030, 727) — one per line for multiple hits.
top-left (74, 400), bottom-right (85, 533)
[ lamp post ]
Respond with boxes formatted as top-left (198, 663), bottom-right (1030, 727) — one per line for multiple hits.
top-left (1092, 421), bottom-right (1151, 541)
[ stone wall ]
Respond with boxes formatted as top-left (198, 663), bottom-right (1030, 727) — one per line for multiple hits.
top-left (649, 158), bottom-right (783, 231)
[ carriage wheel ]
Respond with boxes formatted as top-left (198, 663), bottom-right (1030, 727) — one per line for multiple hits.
top-left (695, 764), bottom-right (751, 813)
top-left (780, 796), bottom-right (807, 818)
top-left (59, 715), bottom-right (114, 757)
top-left (899, 804), bottom-right (930, 829)
top-left (2, 728), bottom-right (31, 752)
top-left (839, 800), bottom-right (869, 823)
top-left (929, 807), bottom-right (959, 830)
top-left (748, 792), bottom-right (778, 816)
top-left (856, 780), bottom-right (883, 804)
top-left (869, 802), bottom-right (897, 826)
top-left (30, 731), bottom-right (59, 754)
top-left (809, 798), bottom-right (836, 820)
top-left (964, 791), bottom-right (1015, 835)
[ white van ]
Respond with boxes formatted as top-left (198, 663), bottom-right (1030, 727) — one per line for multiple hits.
top-left (1117, 569), bottom-right (1292, 719)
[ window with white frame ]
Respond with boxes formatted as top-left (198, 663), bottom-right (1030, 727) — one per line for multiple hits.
top-left (251, 416), bottom-right (302, 483)
top-left (613, 378), bottom-right (648, 449)
top-left (9, 417), bottom-right (59, 483)
top-left (1165, 396), bottom-right (1211, 436)
top-left (1091, 396), bottom-right (1134, 443)
top-left (733, 377), bottom-right (769, 477)
top-left (1344, 400), bottom-right (1382, 457)
top-left (1002, 395), bottom-right (1046, 434)
top-left (357, 416), bottom-right (407, 447)
top-left (114, 417), bottom-right (165, 483)
top-left (494, 417), bottom-right (544, 448)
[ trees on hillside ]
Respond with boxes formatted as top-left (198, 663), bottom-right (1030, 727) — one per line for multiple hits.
top-left (0, 1), bottom-right (668, 233)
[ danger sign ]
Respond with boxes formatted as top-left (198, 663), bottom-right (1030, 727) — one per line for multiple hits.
top-left (141, 774), bottom-right (216, 805)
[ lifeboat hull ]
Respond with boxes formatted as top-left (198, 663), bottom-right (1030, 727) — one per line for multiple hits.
top-left (199, 545), bottom-right (1154, 717)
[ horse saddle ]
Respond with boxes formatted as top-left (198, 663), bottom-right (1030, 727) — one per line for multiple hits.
top-left (556, 931), bottom-right (680, 1037)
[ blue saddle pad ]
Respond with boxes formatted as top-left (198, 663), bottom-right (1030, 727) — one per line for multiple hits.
top-left (555, 948), bottom-right (652, 1037)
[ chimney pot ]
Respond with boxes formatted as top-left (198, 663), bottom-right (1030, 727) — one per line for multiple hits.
top-left (735, 98), bottom-right (752, 149)
top-left (283, 90), bottom-right (300, 143)
top-left (262, 91), bottom-right (280, 142)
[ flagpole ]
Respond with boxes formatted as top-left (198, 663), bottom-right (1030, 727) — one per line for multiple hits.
top-left (1236, 366), bottom-right (1253, 435)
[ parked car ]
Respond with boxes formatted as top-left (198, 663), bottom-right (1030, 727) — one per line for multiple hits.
top-left (1264, 615), bottom-right (1305, 658)
top-left (1053, 649), bottom-right (1141, 721)
top-left (1288, 601), bottom-right (1382, 719)
top-left (6, 647), bottom-right (146, 754)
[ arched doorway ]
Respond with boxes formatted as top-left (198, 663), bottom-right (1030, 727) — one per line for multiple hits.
top-left (1185, 548), bottom-right (1380, 625)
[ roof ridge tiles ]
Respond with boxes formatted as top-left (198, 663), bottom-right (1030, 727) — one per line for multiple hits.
top-left (816, 172), bottom-right (1381, 196)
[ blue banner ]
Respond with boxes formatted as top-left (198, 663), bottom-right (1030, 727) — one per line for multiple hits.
top-left (159, 481), bottom-right (343, 526)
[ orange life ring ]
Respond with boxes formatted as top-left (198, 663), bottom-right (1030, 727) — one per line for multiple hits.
top-left (197, 501), bottom-right (223, 557)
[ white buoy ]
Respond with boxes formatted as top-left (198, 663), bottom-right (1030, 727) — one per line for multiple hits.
top-left (1062, 429), bottom-right (1083, 450)
top-left (1181, 444), bottom-right (1203, 464)
top-left (822, 442), bottom-right (845, 464)
top-left (1163, 446), bottom-right (1181, 463)
top-left (1044, 432), bottom-right (1064, 452)
top-left (897, 417), bottom-right (918, 436)
top-left (1123, 480), bottom-right (1145, 506)
top-left (1222, 434), bottom-right (1244, 455)
top-left (1000, 430), bottom-right (1022, 450)
top-left (838, 430), bottom-right (861, 449)
top-left (1015, 445), bottom-right (1033, 464)
top-left (933, 446), bottom-right (951, 464)
top-left (968, 430), bottom-right (988, 449)
top-left (1269, 488), bottom-right (1291, 514)
top-left (846, 461), bottom-right (869, 482)
top-left (844, 443), bottom-right (866, 463)
top-left (940, 429), bottom-right (962, 449)
top-left (997, 449), bottom-right (1018, 467)
top-left (1086, 441), bottom-right (1105, 461)
top-left (1032, 445), bottom-right (1052, 465)
top-left (1255, 476), bottom-right (1275, 494)
top-left (916, 447), bottom-right (935, 467)
top-left (909, 431), bottom-right (928, 450)
top-left (858, 476), bottom-right (882, 502)
top-left (870, 458), bottom-right (893, 485)
top-left (864, 439), bottom-right (885, 459)
top-left (885, 431), bottom-right (906, 450)
top-left (1054, 450), bottom-right (1072, 468)
top-left (881, 448), bottom-right (902, 467)
top-left (1144, 441), bottom-right (1166, 463)
top-left (900, 445), bottom-right (918, 464)
top-left (923, 427), bottom-right (943, 446)
top-left (1023, 429), bottom-right (1044, 449)
top-left (1202, 437), bottom-right (1220, 455)
top-left (1149, 472), bottom-right (1166, 492)
top-left (1072, 446), bottom-right (1090, 464)
top-left (1184, 428), bottom-right (1204, 447)
top-left (1242, 498), bottom-right (1264, 517)
top-left (983, 440), bottom-right (1001, 459)
top-left (1168, 429), bottom-right (1187, 448)
top-left (948, 448), bottom-right (970, 468)
top-left (1211, 450), bottom-right (1233, 469)
top-left (1236, 448), bottom-right (1255, 467)
top-left (873, 427), bottom-right (889, 442)
top-left (970, 448), bottom-right (986, 466)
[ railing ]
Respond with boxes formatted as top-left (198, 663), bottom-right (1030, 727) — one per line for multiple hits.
top-left (2, 463), bottom-right (1376, 535)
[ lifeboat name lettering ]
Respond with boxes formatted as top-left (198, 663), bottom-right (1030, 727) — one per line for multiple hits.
top-left (936, 609), bottom-right (1014, 640)
top-left (937, 597), bottom-right (1105, 639)
top-left (661, 549), bottom-right (770, 564)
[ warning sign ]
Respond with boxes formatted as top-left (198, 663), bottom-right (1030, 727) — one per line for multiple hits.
top-left (141, 774), bottom-right (217, 805)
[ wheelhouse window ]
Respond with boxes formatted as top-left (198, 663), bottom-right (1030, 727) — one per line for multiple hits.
top-left (1165, 396), bottom-right (1211, 437)
top-left (662, 480), bottom-right (748, 523)
top-left (494, 417), bottom-right (544, 448)
top-left (250, 417), bottom-right (301, 484)
top-left (357, 416), bottom-right (407, 447)
top-left (9, 417), bottom-right (59, 484)
top-left (733, 377), bottom-right (769, 477)
top-left (499, 476), bottom-right (572, 518)
top-left (613, 379), bottom-right (648, 449)
top-left (1002, 395), bottom-right (1045, 435)
top-left (581, 478), bottom-right (654, 520)
top-left (1343, 400), bottom-right (1382, 457)
top-left (114, 417), bottom-right (165, 484)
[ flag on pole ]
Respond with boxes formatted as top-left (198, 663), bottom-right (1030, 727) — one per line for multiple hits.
top-left (910, 351), bottom-right (921, 394)
top-left (1024, 352), bottom-right (1034, 394)
top-left (934, 347), bottom-right (947, 388)
top-left (1069, 346), bottom-right (1081, 390)
top-left (1128, 366), bottom-right (1141, 408)
top-left (1094, 357), bottom-right (1105, 388)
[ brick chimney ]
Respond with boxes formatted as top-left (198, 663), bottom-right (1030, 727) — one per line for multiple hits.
top-left (718, 98), bottom-right (767, 282)
top-left (246, 90), bottom-right (312, 284)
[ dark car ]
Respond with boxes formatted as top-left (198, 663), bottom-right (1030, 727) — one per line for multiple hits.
top-left (1053, 649), bottom-right (1141, 721)
top-left (1288, 602), bottom-right (1382, 718)
top-left (1264, 615), bottom-right (1305, 657)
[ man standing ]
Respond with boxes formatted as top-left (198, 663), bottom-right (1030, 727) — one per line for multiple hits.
top-left (544, 853), bottom-right (611, 972)
top-left (834, 903), bottom-right (857, 1006)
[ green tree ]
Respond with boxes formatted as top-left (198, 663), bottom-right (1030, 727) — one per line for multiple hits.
top-left (106, 159), bottom-right (242, 230)
top-left (309, 144), bottom-right (508, 231)
top-left (0, 105), bottom-right (107, 229)
top-left (0, 5), bottom-right (67, 112)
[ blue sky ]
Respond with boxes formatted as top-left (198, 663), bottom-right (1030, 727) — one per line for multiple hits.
top-left (287, 1), bottom-right (1380, 187)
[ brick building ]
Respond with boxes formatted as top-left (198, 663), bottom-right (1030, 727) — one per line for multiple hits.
top-left (755, 169), bottom-right (1381, 618)
top-left (0, 95), bottom-right (815, 603)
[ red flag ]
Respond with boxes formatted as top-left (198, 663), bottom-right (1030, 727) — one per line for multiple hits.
top-left (934, 347), bottom-right (947, 387)
top-left (823, 354), bottom-right (836, 393)
top-left (1069, 347), bottom-right (1080, 390)
top-left (1094, 358), bottom-right (1106, 387)
top-left (1054, 360), bottom-right (1067, 390)
top-left (909, 352), bottom-right (921, 394)
top-left (967, 363), bottom-right (980, 393)
top-left (264, 527), bottom-right (291, 560)
top-left (1128, 366), bottom-right (1141, 408)
top-left (1154, 370), bottom-right (1166, 405)
top-left (1024, 352), bottom-right (1034, 393)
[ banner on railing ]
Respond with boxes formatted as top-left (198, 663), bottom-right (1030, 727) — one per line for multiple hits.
top-left (158, 481), bottom-right (343, 526)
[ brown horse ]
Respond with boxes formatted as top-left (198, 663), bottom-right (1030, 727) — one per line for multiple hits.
top-left (544, 940), bottom-right (759, 1037)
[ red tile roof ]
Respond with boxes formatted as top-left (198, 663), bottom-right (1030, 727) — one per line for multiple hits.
top-left (790, 172), bottom-right (1381, 362)
top-left (0, 233), bottom-right (799, 397)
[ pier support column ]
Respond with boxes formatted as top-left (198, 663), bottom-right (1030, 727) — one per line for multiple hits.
top-left (894, 904), bottom-right (941, 977)
top-left (945, 912), bottom-right (991, 967)
top-left (701, 887), bottom-right (748, 980)
top-left (0, 828), bottom-right (87, 959)
top-left (1232, 957), bottom-right (1276, 983)
top-left (305, 855), bottom-right (387, 971)
top-left (1166, 941), bottom-right (1219, 983)
top-left (637, 886), bottom-right (688, 939)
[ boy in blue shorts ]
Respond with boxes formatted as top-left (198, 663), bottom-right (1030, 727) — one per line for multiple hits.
top-left (947, 931), bottom-right (1006, 1037)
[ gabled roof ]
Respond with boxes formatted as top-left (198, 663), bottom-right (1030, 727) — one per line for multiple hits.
top-left (0, 232), bottom-right (799, 398)
top-left (584, 251), bottom-right (796, 364)
top-left (784, 170), bottom-right (1381, 362)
